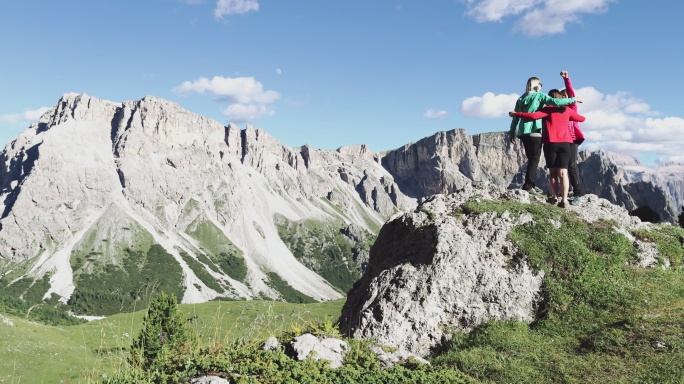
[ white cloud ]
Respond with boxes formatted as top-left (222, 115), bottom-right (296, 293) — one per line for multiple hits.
top-left (460, 92), bottom-right (519, 118)
top-left (462, 0), bottom-right (616, 36)
top-left (222, 103), bottom-right (274, 122)
top-left (461, 86), bottom-right (684, 164)
top-left (0, 107), bottom-right (51, 124)
top-left (214, 0), bottom-right (259, 18)
top-left (173, 76), bottom-right (280, 104)
top-left (173, 76), bottom-right (279, 123)
top-left (424, 109), bottom-right (448, 120)
top-left (275, 68), bottom-right (282, 75)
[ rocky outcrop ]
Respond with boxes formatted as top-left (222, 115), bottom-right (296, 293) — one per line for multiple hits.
top-left (339, 183), bottom-right (544, 356)
top-left (339, 182), bottom-right (657, 356)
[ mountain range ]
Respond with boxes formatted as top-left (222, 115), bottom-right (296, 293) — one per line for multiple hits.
top-left (0, 93), bottom-right (681, 317)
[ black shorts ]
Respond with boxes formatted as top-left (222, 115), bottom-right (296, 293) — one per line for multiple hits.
top-left (543, 142), bottom-right (571, 169)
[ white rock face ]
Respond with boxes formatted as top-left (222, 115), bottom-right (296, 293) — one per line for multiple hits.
top-left (0, 94), bottom-right (415, 306)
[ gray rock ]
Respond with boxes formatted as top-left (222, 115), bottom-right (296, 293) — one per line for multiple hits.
top-left (190, 376), bottom-right (230, 384)
top-left (261, 336), bottom-right (280, 351)
top-left (340, 183), bottom-right (544, 356)
top-left (369, 345), bottom-right (429, 369)
top-left (288, 333), bottom-right (348, 368)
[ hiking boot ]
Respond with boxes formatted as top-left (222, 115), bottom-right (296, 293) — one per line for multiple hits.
top-left (546, 195), bottom-right (558, 204)
top-left (570, 195), bottom-right (581, 206)
top-left (558, 200), bottom-right (567, 208)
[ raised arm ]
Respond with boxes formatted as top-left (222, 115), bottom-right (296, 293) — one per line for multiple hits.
top-left (561, 71), bottom-right (576, 97)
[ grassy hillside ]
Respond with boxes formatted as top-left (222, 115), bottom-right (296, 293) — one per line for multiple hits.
top-left (0, 299), bottom-right (344, 383)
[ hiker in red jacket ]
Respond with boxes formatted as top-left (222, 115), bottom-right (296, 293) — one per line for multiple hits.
top-left (509, 89), bottom-right (586, 208)
top-left (560, 70), bottom-right (585, 205)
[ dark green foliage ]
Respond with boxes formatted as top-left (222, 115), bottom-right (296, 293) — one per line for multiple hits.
top-left (196, 253), bottom-right (220, 273)
top-left (26, 304), bottom-right (86, 326)
top-left (277, 217), bottom-right (365, 293)
top-left (184, 216), bottom-right (249, 282)
top-left (0, 275), bottom-right (84, 326)
top-left (129, 292), bottom-right (190, 372)
top-left (178, 251), bottom-right (223, 292)
top-left (22, 275), bottom-right (51, 304)
top-left (68, 244), bottom-right (184, 315)
top-left (266, 272), bottom-right (317, 303)
top-left (217, 251), bottom-right (247, 282)
top-left (108, 326), bottom-right (478, 384)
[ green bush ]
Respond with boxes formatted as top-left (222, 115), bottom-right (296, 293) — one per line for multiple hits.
top-left (129, 292), bottom-right (190, 372)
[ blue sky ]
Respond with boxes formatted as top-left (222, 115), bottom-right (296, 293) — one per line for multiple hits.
top-left (1, 0), bottom-right (682, 167)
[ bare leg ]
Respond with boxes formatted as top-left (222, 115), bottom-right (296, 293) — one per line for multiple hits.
top-left (549, 168), bottom-right (559, 199)
top-left (559, 168), bottom-right (569, 204)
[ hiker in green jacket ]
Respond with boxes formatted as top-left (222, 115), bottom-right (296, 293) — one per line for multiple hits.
top-left (509, 76), bottom-right (582, 193)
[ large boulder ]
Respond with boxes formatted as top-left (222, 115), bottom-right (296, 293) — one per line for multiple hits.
top-left (339, 182), bottom-right (544, 356)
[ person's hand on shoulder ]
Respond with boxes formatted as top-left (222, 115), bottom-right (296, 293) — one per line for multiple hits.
top-left (509, 111), bottom-right (517, 117)
top-left (560, 70), bottom-right (568, 78)
top-left (575, 97), bottom-right (583, 103)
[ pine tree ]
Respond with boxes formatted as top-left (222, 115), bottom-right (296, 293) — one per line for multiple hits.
top-left (129, 292), bottom-right (189, 370)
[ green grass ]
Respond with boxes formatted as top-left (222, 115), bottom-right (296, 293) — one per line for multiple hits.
top-left (0, 299), bottom-right (345, 383)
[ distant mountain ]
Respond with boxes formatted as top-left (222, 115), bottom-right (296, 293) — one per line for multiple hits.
top-left (0, 93), bottom-right (679, 317)
top-left (604, 153), bottom-right (684, 212)
top-left (0, 94), bottom-right (414, 316)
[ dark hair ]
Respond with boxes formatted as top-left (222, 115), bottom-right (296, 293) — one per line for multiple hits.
top-left (548, 89), bottom-right (566, 111)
